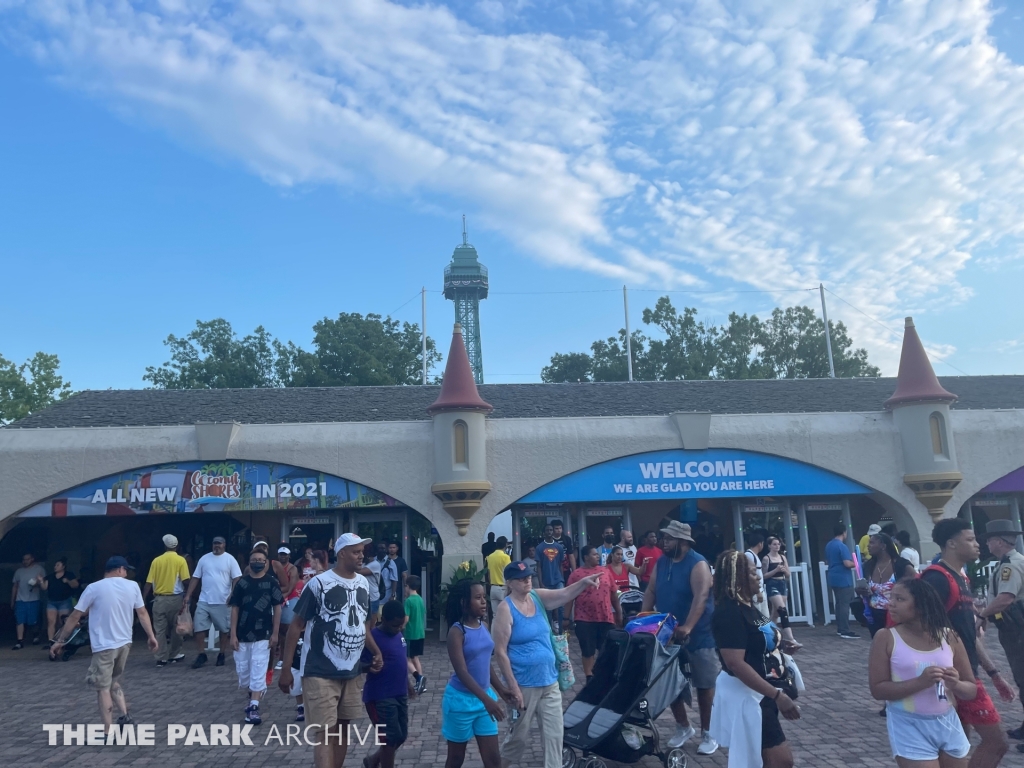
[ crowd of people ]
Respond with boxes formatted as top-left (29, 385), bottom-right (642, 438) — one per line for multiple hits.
top-left (10, 512), bottom-right (1024, 768)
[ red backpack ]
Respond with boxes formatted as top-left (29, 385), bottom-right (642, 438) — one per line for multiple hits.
top-left (923, 563), bottom-right (962, 612)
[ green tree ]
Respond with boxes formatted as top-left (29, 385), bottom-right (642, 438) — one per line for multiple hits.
top-left (541, 299), bottom-right (879, 381)
top-left (144, 319), bottom-right (282, 389)
top-left (0, 352), bottom-right (72, 423)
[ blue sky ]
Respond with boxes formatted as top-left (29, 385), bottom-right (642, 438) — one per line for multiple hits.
top-left (2, 0), bottom-right (1023, 390)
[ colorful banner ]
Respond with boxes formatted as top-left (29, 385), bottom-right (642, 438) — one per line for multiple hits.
top-left (517, 448), bottom-right (870, 504)
top-left (19, 461), bottom-right (399, 517)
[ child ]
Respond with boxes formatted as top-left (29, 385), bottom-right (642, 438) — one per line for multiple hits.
top-left (404, 575), bottom-right (426, 693)
top-left (442, 581), bottom-right (510, 768)
top-left (363, 601), bottom-right (416, 768)
top-left (868, 578), bottom-right (975, 766)
top-left (229, 549), bottom-right (283, 725)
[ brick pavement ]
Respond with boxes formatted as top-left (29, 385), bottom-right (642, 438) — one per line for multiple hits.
top-left (1, 625), bottom-right (1021, 768)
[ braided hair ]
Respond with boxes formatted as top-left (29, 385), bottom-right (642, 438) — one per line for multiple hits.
top-left (713, 549), bottom-right (755, 606)
top-left (893, 577), bottom-right (953, 646)
top-left (445, 579), bottom-right (484, 628)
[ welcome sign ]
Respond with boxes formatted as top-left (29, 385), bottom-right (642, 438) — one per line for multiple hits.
top-left (518, 449), bottom-right (869, 503)
top-left (19, 461), bottom-right (400, 517)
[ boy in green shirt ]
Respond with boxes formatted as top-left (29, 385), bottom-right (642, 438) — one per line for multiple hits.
top-left (403, 575), bottom-right (426, 694)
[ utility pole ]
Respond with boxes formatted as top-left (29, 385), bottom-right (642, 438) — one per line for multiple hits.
top-left (623, 285), bottom-right (633, 382)
top-left (819, 283), bottom-right (836, 378)
top-left (421, 287), bottom-right (427, 385)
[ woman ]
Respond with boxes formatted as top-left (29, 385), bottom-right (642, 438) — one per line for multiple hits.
top-left (857, 534), bottom-right (917, 637)
top-left (606, 546), bottom-right (645, 622)
top-left (868, 578), bottom-right (975, 767)
top-left (709, 550), bottom-right (800, 768)
top-left (762, 537), bottom-right (802, 653)
top-left (568, 546), bottom-right (622, 682)
top-left (493, 560), bottom-right (601, 768)
top-left (42, 557), bottom-right (78, 648)
top-left (442, 580), bottom-right (511, 768)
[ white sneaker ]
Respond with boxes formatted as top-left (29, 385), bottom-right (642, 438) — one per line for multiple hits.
top-left (667, 725), bottom-right (696, 748)
top-left (697, 732), bottom-right (719, 755)
top-left (274, 660), bottom-right (283, 670)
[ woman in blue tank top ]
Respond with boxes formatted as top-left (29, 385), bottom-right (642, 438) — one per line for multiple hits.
top-left (493, 560), bottom-right (603, 768)
top-left (442, 581), bottom-right (511, 768)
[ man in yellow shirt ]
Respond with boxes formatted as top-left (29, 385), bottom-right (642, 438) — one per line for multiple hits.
top-left (485, 536), bottom-right (511, 623)
top-left (143, 534), bottom-right (191, 666)
top-left (858, 524), bottom-right (881, 559)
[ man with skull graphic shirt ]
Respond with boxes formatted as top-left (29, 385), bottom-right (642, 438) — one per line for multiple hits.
top-left (280, 533), bottom-right (383, 768)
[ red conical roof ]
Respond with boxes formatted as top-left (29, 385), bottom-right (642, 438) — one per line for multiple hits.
top-left (884, 317), bottom-right (957, 409)
top-left (427, 324), bottom-right (493, 415)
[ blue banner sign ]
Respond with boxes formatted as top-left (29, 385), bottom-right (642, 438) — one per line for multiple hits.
top-left (19, 461), bottom-right (399, 517)
top-left (518, 449), bottom-right (869, 503)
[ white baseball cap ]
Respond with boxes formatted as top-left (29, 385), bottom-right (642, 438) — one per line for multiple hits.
top-left (867, 524), bottom-right (882, 536)
top-left (334, 533), bottom-right (372, 553)
top-left (277, 546), bottom-right (291, 554)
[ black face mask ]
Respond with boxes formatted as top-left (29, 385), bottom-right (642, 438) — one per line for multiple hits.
top-left (250, 562), bottom-right (266, 573)
top-left (604, 535), bottom-right (615, 544)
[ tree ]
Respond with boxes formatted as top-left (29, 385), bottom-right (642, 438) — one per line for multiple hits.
top-left (0, 352), bottom-right (72, 423)
top-left (145, 314), bottom-right (441, 389)
top-left (541, 299), bottom-right (880, 382)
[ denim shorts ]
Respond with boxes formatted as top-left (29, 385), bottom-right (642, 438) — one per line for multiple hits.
top-left (765, 579), bottom-right (788, 598)
top-left (442, 685), bottom-right (499, 742)
top-left (48, 598), bottom-right (74, 613)
top-left (886, 705), bottom-right (970, 761)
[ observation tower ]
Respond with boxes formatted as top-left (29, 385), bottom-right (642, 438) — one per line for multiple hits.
top-left (443, 217), bottom-right (488, 384)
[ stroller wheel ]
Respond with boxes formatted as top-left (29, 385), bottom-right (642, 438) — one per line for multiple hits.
top-left (664, 747), bottom-right (687, 768)
top-left (61, 651), bottom-right (73, 662)
top-left (561, 746), bottom-right (576, 768)
top-left (581, 759), bottom-right (607, 768)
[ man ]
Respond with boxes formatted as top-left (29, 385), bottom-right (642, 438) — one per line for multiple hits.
top-left (858, 523), bottom-right (882, 559)
top-left (481, 532), bottom-right (498, 560)
top-left (743, 531), bottom-right (769, 617)
top-left (358, 542), bottom-right (383, 628)
top-left (642, 521), bottom-right (718, 755)
top-left (50, 556), bottom-right (159, 729)
top-left (825, 523), bottom-right (858, 639)
top-left (978, 519), bottom-right (1024, 745)
top-left (230, 547), bottom-right (283, 724)
top-left (182, 536), bottom-right (241, 669)
top-left (618, 530), bottom-right (642, 589)
top-left (551, 519), bottom-right (577, 572)
top-left (279, 533), bottom-right (383, 768)
top-left (536, 524), bottom-right (567, 631)
top-left (10, 552), bottom-right (46, 649)
top-left (568, 545), bottom-right (622, 681)
top-left (143, 534), bottom-right (191, 666)
top-left (485, 536), bottom-right (511, 622)
top-left (598, 525), bottom-right (617, 566)
top-left (273, 546), bottom-right (300, 669)
top-left (895, 530), bottom-right (921, 569)
top-left (387, 542), bottom-right (409, 597)
top-left (636, 530), bottom-right (661, 592)
top-left (378, 542), bottom-right (400, 603)
top-left (923, 518), bottom-right (1008, 768)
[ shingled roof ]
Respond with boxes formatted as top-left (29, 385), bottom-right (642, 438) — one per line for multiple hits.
top-left (5, 376), bottom-right (1023, 429)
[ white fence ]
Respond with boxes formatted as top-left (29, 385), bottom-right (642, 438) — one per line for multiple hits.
top-left (786, 563), bottom-right (815, 626)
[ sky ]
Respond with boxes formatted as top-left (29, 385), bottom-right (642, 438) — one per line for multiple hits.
top-left (2, 0), bottom-right (1024, 390)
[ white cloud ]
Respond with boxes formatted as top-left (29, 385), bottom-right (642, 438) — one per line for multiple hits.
top-left (4, 0), bottom-right (1024, 371)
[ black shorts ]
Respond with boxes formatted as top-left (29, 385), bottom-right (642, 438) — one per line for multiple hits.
top-left (366, 696), bottom-right (408, 747)
top-left (760, 697), bottom-right (787, 750)
top-left (407, 639), bottom-right (424, 658)
top-left (575, 621), bottom-right (613, 658)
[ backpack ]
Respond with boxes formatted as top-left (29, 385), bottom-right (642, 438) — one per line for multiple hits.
top-left (923, 564), bottom-right (962, 612)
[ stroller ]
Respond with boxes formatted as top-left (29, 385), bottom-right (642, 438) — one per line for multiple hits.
top-left (50, 616), bottom-right (89, 662)
top-left (563, 629), bottom-right (690, 768)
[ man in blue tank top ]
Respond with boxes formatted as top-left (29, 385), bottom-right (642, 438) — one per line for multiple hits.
top-left (641, 521), bottom-right (720, 756)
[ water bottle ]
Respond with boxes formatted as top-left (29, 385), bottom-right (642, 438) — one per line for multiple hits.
top-left (511, 708), bottom-right (520, 723)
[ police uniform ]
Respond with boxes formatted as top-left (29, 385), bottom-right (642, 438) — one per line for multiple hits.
top-left (990, 545), bottom-right (1024, 701)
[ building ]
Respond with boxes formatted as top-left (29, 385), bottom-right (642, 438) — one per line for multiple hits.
top-left (1, 318), bottom-right (1023, 623)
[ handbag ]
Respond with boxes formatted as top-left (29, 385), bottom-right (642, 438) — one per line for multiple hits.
top-left (529, 591), bottom-right (575, 691)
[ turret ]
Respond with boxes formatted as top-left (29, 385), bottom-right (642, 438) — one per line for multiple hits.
top-left (885, 317), bottom-right (961, 520)
top-left (428, 324), bottom-right (493, 535)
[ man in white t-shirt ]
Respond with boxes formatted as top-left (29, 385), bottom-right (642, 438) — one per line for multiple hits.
top-left (743, 532), bottom-right (769, 617)
top-left (50, 556), bottom-right (158, 729)
top-left (619, 530), bottom-right (641, 588)
top-left (357, 542), bottom-right (383, 628)
top-left (182, 536), bottom-right (242, 669)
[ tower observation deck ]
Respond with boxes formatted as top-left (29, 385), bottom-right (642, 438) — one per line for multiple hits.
top-left (443, 217), bottom-right (488, 384)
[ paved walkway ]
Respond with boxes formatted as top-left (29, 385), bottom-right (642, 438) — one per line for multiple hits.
top-left (1, 625), bottom-right (1020, 767)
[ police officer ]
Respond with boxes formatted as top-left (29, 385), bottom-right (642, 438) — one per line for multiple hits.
top-left (979, 518), bottom-right (1024, 742)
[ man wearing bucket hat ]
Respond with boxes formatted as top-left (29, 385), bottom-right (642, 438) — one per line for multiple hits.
top-left (642, 520), bottom-right (719, 755)
top-left (978, 519), bottom-right (1024, 743)
top-left (143, 534), bottom-right (191, 666)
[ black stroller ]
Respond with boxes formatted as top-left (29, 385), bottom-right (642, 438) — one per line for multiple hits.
top-left (50, 616), bottom-right (89, 662)
top-left (563, 629), bottom-right (690, 768)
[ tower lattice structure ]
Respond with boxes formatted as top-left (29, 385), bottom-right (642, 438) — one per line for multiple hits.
top-left (443, 217), bottom-right (488, 384)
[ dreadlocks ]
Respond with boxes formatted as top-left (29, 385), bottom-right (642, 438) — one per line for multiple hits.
top-left (894, 577), bottom-right (953, 646)
top-left (714, 549), bottom-right (755, 606)
top-left (445, 579), bottom-right (483, 628)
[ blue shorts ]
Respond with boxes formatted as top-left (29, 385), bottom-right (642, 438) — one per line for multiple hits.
top-left (370, 600), bottom-right (381, 617)
top-left (886, 705), bottom-right (971, 761)
top-left (48, 599), bottom-right (74, 613)
top-left (15, 600), bottom-right (40, 626)
top-left (280, 597), bottom-right (297, 625)
top-left (441, 685), bottom-right (499, 742)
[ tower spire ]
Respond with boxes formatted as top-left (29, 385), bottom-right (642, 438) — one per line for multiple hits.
top-left (462, 214), bottom-right (468, 246)
top-left (443, 219), bottom-right (488, 384)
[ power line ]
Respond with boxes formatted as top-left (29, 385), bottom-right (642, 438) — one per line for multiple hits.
top-left (386, 290), bottom-right (426, 318)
